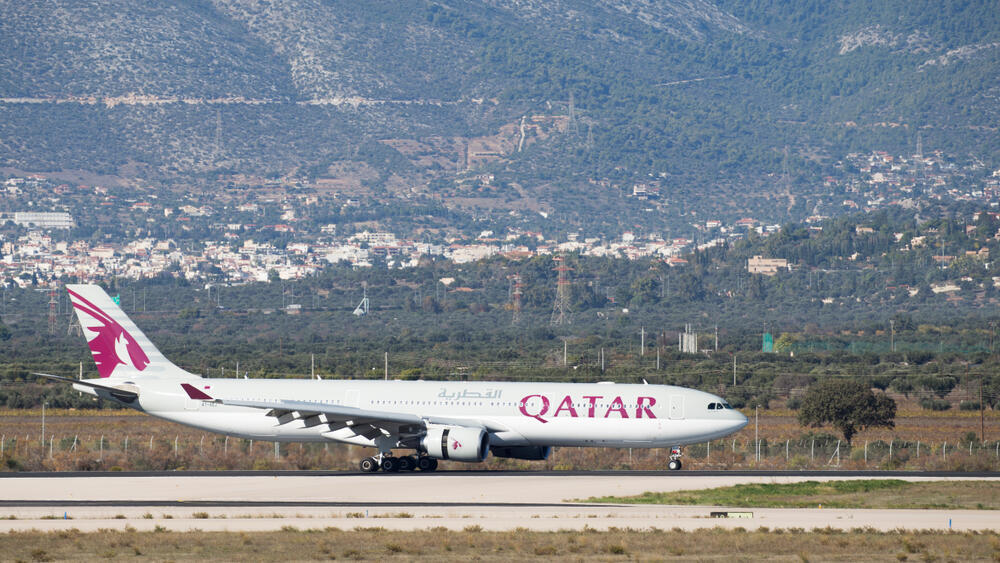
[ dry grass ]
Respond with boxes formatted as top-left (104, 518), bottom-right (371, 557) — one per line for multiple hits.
top-left (1, 408), bottom-right (998, 472)
top-left (2, 527), bottom-right (999, 562)
top-left (583, 480), bottom-right (1000, 510)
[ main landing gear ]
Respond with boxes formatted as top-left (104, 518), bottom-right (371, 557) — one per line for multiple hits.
top-left (359, 453), bottom-right (438, 473)
top-left (667, 447), bottom-right (683, 471)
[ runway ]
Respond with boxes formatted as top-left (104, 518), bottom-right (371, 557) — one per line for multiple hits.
top-left (2, 471), bottom-right (998, 532)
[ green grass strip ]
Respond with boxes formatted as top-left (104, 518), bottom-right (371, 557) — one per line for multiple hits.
top-left (578, 479), bottom-right (973, 509)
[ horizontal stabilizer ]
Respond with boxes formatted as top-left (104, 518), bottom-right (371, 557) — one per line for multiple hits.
top-left (34, 372), bottom-right (139, 403)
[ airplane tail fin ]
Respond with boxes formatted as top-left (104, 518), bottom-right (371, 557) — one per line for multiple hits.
top-left (66, 284), bottom-right (197, 380)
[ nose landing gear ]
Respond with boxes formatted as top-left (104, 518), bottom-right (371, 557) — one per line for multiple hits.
top-left (667, 447), bottom-right (683, 471)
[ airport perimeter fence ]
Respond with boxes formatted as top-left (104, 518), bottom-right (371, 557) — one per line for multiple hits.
top-left (0, 433), bottom-right (360, 472)
top-left (679, 437), bottom-right (1000, 471)
top-left (2, 433), bottom-right (1000, 472)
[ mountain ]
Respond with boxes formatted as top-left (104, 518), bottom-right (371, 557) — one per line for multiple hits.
top-left (0, 0), bottom-right (997, 232)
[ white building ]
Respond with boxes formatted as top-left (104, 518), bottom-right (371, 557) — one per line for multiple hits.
top-left (12, 212), bottom-right (74, 229)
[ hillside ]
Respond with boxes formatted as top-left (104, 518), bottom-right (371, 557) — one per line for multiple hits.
top-left (0, 1), bottom-right (997, 232)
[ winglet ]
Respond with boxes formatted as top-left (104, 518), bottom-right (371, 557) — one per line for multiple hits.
top-left (181, 383), bottom-right (213, 400)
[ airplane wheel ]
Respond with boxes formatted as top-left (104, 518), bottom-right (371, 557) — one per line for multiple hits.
top-left (399, 455), bottom-right (417, 472)
top-left (359, 457), bottom-right (379, 473)
top-left (417, 456), bottom-right (438, 472)
top-left (668, 459), bottom-right (682, 471)
top-left (381, 456), bottom-right (400, 472)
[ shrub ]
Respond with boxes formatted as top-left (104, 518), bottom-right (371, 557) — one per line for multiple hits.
top-left (917, 376), bottom-right (956, 398)
top-left (918, 398), bottom-right (951, 411)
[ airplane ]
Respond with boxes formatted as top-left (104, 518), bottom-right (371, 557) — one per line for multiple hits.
top-left (37, 284), bottom-right (748, 472)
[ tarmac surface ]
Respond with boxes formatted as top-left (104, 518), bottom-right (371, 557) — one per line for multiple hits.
top-left (1, 471), bottom-right (998, 532)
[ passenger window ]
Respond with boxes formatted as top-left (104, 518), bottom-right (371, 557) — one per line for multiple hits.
top-left (708, 403), bottom-right (716, 410)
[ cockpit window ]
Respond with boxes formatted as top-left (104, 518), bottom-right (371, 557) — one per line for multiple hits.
top-left (722, 402), bottom-right (733, 409)
top-left (708, 402), bottom-right (719, 410)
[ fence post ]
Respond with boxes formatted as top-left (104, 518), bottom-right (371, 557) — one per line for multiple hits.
top-left (864, 441), bottom-right (868, 464)
top-left (99, 435), bottom-right (103, 461)
top-left (706, 441), bottom-right (710, 462)
top-left (149, 435), bottom-right (153, 451)
top-left (174, 436), bottom-right (178, 457)
top-left (916, 441), bottom-right (920, 458)
top-left (811, 439), bottom-right (814, 461)
top-left (970, 441), bottom-right (973, 456)
top-left (49, 436), bottom-right (53, 459)
top-left (1, 435), bottom-right (4, 456)
top-left (200, 436), bottom-right (204, 453)
top-left (124, 435), bottom-right (128, 455)
top-left (225, 436), bottom-right (229, 454)
top-left (888, 440), bottom-right (892, 463)
top-left (785, 439), bottom-right (789, 461)
top-left (71, 436), bottom-right (77, 452)
top-left (274, 442), bottom-right (279, 461)
top-left (943, 441), bottom-right (947, 461)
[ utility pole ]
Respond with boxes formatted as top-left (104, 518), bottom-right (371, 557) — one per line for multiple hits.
top-left (384, 352), bottom-right (388, 380)
top-left (890, 319), bottom-right (895, 353)
top-left (981, 371), bottom-right (986, 442)
top-left (41, 402), bottom-right (47, 446)
top-left (511, 274), bottom-right (523, 325)
top-left (563, 339), bottom-right (567, 366)
top-left (48, 285), bottom-right (58, 335)
top-left (640, 327), bottom-right (645, 356)
top-left (733, 354), bottom-right (737, 386)
top-left (550, 256), bottom-right (572, 325)
top-left (754, 404), bottom-right (759, 462)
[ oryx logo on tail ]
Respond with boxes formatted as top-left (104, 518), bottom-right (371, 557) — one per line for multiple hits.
top-left (67, 287), bottom-right (149, 378)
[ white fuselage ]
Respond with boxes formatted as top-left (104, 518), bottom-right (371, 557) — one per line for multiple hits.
top-left (128, 378), bottom-right (747, 449)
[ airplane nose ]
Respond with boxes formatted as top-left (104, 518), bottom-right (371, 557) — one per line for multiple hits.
top-left (732, 410), bottom-right (749, 431)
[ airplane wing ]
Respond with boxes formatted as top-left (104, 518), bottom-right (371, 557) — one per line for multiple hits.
top-left (181, 383), bottom-right (506, 439)
top-left (35, 372), bottom-right (139, 403)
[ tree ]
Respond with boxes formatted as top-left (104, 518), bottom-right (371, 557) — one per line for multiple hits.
top-left (797, 380), bottom-right (896, 444)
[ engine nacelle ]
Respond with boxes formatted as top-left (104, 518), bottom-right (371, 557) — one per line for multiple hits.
top-left (421, 426), bottom-right (489, 462)
top-left (489, 445), bottom-right (551, 460)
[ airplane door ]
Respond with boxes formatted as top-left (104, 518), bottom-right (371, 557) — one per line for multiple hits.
top-left (669, 395), bottom-right (684, 420)
top-left (345, 389), bottom-right (360, 408)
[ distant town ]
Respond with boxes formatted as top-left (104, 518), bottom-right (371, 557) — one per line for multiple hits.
top-left (2, 147), bottom-right (999, 287)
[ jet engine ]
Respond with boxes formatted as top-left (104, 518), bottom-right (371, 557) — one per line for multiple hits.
top-left (421, 426), bottom-right (489, 462)
top-left (489, 445), bottom-right (551, 460)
